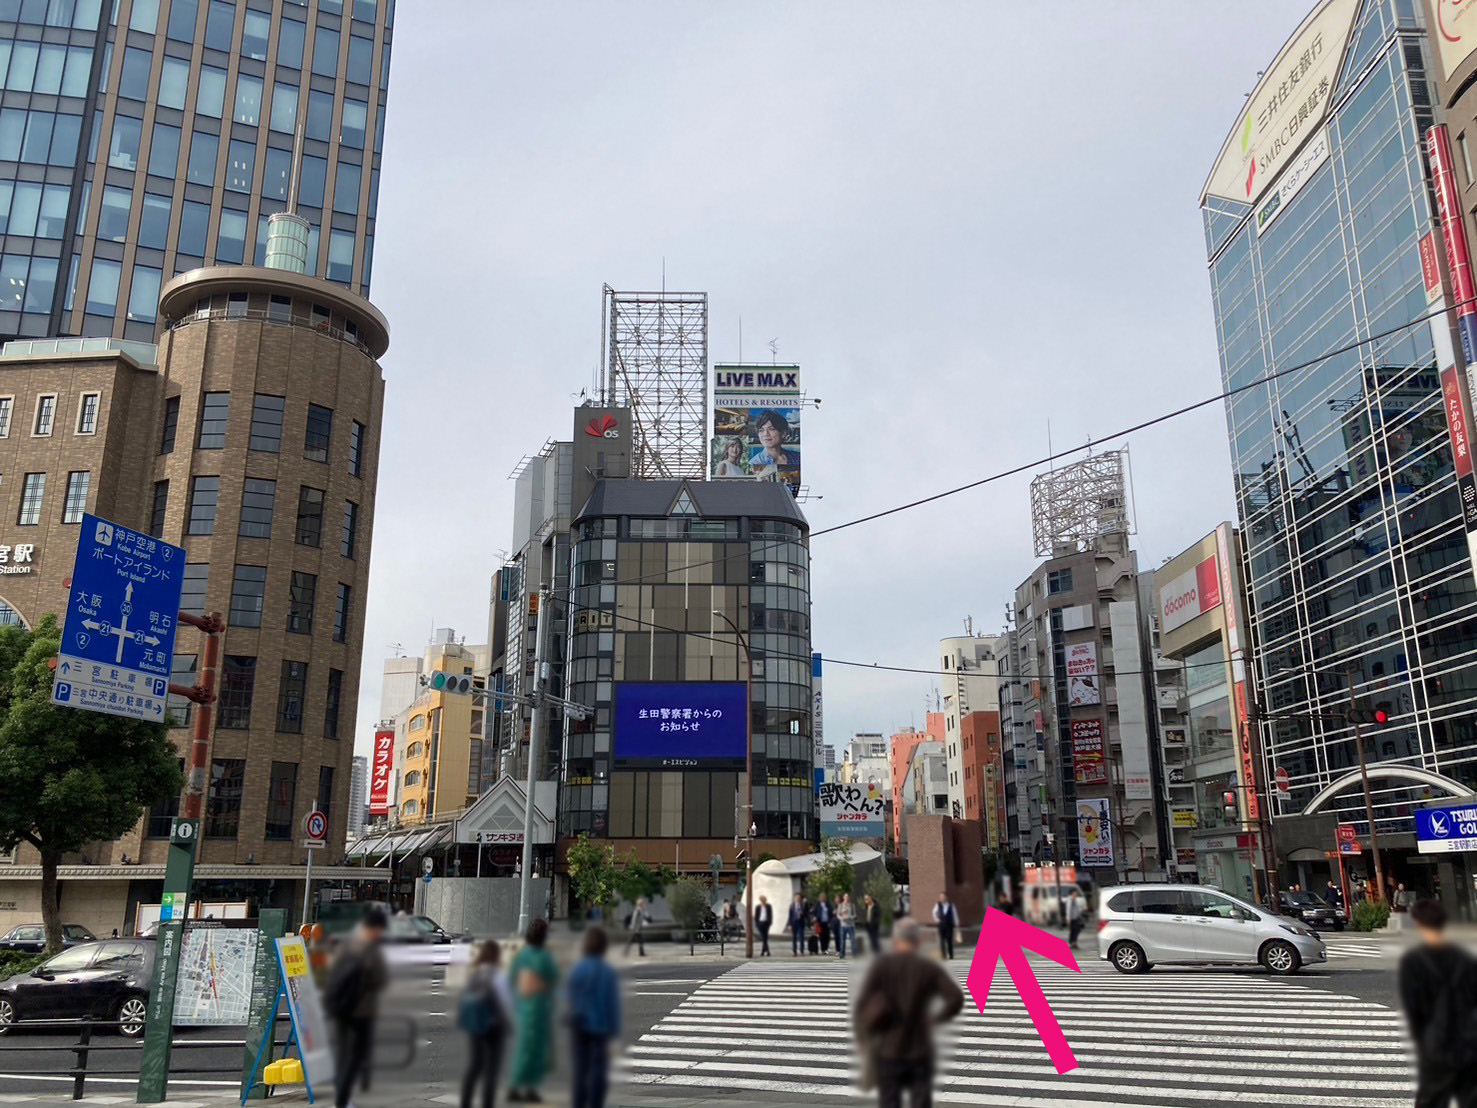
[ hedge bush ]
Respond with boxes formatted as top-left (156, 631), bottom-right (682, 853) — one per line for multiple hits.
top-left (0, 951), bottom-right (44, 980)
top-left (1352, 900), bottom-right (1391, 932)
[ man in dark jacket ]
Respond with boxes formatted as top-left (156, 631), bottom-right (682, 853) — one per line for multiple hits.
top-left (1324, 880), bottom-right (1344, 918)
top-left (815, 895), bottom-right (833, 954)
top-left (787, 894), bottom-right (807, 957)
top-left (1399, 898), bottom-right (1477, 1108)
top-left (329, 907), bottom-right (389, 1108)
top-left (854, 918), bottom-right (964, 1107)
top-left (754, 896), bottom-right (774, 957)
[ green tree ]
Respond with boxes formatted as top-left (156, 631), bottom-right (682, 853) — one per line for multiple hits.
top-left (885, 856), bottom-right (910, 886)
top-left (668, 875), bottom-right (709, 953)
top-left (864, 868), bottom-right (896, 925)
top-left (805, 837), bottom-right (856, 904)
top-left (0, 615), bottom-right (181, 953)
top-left (613, 853), bottom-right (673, 906)
top-left (565, 833), bottom-right (619, 914)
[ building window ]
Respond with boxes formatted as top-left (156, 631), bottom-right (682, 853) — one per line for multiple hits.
top-left (296, 486), bottom-right (324, 546)
top-left (180, 563), bottom-right (208, 615)
top-left (230, 565), bottom-right (266, 628)
top-left (1047, 569), bottom-right (1073, 595)
top-left (198, 392), bottom-right (229, 449)
top-left (333, 582), bottom-right (351, 643)
top-left (276, 662), bottom-right (306, 734)
top-left (288, 572), bottom-right (316, 634)
top-left (76, 393), bottom-right (99, 435)
top-left (160, 396), bottom-right (180, 454)
top-left (218, 656), bottom-right (256, 730)
top-left (205, 758), bottom-right (244, 839)
top-left (144, 767), bottom-right (182, 838)
top-left (150, 480), bottom-right (169, 537)
top-left (33, 395), bottom-right (54, 436)
top-left (17, 473), bottom-right (44, 525)
top-left (349, 420), bottom-right (364, 477)
top-left (248, 394), bottom-right (285, 452)
top-left (238, 478), bottom-right (276, 539)
top-left (341, 501), bottom-right (358, 558)
top-left (167, 653), bottom-right (196, 727)
top-left (0, 397), bottom-right (12, 437)
top-left (264, 760), bottom-right (297, 839)
top-left (62, 471), bottom-right (89, 523)
top-left (187, 476), bottom-right (219, 535)
top-left (324, 668), bottom-right (343, 739)
top-left (304, 404), bottom-right (332, 462)
top-left (316, 764), bottom-right (334, 821)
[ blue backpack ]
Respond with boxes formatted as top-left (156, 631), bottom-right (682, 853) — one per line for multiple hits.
top-left (458, 974), bottom-right (501, 1036)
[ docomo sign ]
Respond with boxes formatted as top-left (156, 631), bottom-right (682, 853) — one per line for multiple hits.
top-left (368, 729), bottom-right (393, 817)
top-left (1159, 554), bottom-right (1222, 634)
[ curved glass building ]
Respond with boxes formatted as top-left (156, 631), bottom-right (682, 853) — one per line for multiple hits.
top-left (1202, 0), bottom-right (1477, 900)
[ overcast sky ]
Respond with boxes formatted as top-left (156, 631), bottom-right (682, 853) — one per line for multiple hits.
top-left (355, 2), bottom-right (1302, 760)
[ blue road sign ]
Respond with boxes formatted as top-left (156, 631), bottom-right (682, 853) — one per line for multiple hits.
top-left (52, 514), bottom-right (185, 724)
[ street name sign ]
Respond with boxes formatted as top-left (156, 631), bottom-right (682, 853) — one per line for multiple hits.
top-left (1416, 803), bottom-right (1477, 854)
top-left (52, 514), bottom-right (184, 724)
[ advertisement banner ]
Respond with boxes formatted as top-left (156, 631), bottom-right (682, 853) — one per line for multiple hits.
top-left (1255, 128), bottom-right (1330, 234)
top-left (1428, 0), bottom-right (1477, 79)
top-left (1172, 808), bottom-right (1199, 829)
top-left (711, 364), bottom-right (801, 494)
top-left (1065, 643), bottom-right (1100, 706)
top-left (1159, 555), bottom-right (1222, 634)
top-left (274, 936), bottom-right (333, 1087)
top-left (369, 729), bottom-right (393, 818)
top-left (818, 781), bottom-right (886, 838)
top-left (1201, 0), bottom-right (1358, 206)
top-left (613, 682), bottom-right (748, 767)
top-left (812, 652), bottom-right (823, 763)
top-left (1071, 719), bottom-right (1106, 785)
top-left (1415, 803), bottom-right (1477, 855)
top-left (1077, 799), bottom-right (1113, 867)
top-left (1430, 125), bottom-right (1477, 363)
top-left (1164, 726), bottom-right (1187, 746)
top-left (1175, 848), bottom-right (1198, 868)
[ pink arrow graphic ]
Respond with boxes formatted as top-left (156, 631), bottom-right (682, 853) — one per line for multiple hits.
top-left (965, 906), bottom-right (1081, 1074)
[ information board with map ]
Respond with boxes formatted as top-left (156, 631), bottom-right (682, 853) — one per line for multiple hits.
top-left (174, 926), bottom-right (259, 1025)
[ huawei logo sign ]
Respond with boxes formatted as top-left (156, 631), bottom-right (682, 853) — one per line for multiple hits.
top-left (585, 414), bottom-right (619, 439)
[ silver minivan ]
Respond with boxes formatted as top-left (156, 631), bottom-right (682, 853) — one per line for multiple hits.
top-left (1096, 884), bottom-right (1327, 975)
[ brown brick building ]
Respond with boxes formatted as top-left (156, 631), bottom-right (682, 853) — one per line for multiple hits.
top-left (0, 263), bottom-right (387, 936)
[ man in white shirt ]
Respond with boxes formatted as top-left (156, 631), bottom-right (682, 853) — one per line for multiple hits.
top-left (931, 893), bottom-right (957, 960)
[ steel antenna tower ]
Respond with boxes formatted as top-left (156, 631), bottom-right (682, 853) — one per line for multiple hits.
top-left (602, 284), bottom-right (709, 479)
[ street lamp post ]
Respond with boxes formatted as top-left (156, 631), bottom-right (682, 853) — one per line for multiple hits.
top-left (713, 609), bottom-right (755, 959)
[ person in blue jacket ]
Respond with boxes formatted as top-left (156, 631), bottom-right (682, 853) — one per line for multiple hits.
top-left (565, 926), bottom-right (621, 1108)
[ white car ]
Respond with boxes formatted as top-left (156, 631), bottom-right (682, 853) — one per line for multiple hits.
top-left (1096, 884), bottom-right (1327, 975)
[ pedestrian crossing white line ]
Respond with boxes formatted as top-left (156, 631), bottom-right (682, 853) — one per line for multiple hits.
top-left (618, 960), bottom-right (1415, 1107)
top-left (1323, 939), bottom-right (1387, 959)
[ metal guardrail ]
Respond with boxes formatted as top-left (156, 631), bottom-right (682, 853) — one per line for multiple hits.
top-left (165, 306), bottom-right (376, 358)
top-left (0, 1012), bottom-right (417, 1100)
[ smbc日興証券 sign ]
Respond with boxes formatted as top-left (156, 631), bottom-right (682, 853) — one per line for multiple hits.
top-left (1416, 804), bottom-right (1477, 854)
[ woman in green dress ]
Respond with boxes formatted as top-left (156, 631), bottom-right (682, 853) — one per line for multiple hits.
top-left (508, 917), bottom-right (558, 1102)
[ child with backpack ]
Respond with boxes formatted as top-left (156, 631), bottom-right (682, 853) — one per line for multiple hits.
top-left (459, 940), bottom-right (513, 1108)
top-left (1399, 898), bottom-right (1477, 1107)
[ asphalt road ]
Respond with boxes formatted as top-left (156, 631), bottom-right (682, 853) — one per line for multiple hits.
top-left (0, 935), bottom-right (1420, 1103)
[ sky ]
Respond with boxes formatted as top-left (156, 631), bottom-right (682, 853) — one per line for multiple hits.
top-left (354, 1), bottom-right (1304, 761)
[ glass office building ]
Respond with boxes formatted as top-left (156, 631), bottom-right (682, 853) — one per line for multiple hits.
top-left (1203, 0), bottom-right (1477, 859)
top-left (563, 479), bottom-right (816, 859)
top-left (0, 0), bottom-right (391, 342)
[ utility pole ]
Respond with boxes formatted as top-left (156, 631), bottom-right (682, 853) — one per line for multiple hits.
top-left (515, 589), bottom-right (550, 936)
top-left (713, 609), bottom-right (755, 959)
top-left (1347, 670), bottom-right (1387, 903)
top-left (1241, 687), bottom-right (1281, 904)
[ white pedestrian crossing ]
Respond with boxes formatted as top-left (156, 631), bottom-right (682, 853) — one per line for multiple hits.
top-left (618, 959), bottom-right (1415, 1106)
top-left (1322, 938), bottom-right (1387, 959)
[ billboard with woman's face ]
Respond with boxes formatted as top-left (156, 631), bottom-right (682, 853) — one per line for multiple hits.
top-left (711, 364), bottom-right (801, 494)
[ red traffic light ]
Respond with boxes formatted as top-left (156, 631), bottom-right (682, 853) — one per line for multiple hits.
top-left (1348, 705), bottom-right (1391, 725)
top-left (1373, 709), bottom-right (1388, 724)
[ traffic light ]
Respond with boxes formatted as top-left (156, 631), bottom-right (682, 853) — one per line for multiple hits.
top-left (1347, 705), bottom-right (1390, 725)
top-left (427, 671), bottom-right (473, 694)
top-left (1223, 790), bottom-right (1237, 819)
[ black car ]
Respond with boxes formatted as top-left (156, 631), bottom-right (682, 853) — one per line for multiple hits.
top-left (0, 924), bottom-right (97, 953)
top-left (1275, 890), bottom-right (1345, 932)
top-left (384, 914), bottom-right (467, 944)
top-left (0, 939), bottom-right (154, 1036)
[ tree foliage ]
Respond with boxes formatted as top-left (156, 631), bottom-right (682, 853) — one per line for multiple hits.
top-left (864, 868), bottom-right (896, 925)
top-left (805, 837), bottom-right (856, 904)
top-left (613, 853), bottom-right (673, 906)
top-left (668, 875), bottom-right (709, 950)
top-left (565, 833), bottom-right (619, 912)
top-left (885, 857), bottom-right (910, 886)
top-left (0, 615), bottom-right (182, 952)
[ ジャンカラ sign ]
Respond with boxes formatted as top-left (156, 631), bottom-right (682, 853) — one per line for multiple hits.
top-left (818, 782), bottom-right (885, 838)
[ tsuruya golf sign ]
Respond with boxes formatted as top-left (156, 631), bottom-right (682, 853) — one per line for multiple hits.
top-left (1416, 803), bottom-right (1477, 854)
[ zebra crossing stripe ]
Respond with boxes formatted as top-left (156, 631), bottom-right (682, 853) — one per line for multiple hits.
top-left (621, 960), bottom-right (1414, 1106)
